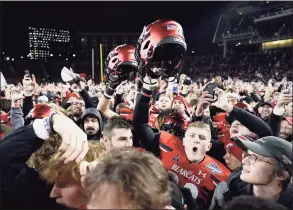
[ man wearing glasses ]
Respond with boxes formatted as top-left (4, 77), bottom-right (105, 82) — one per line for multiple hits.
top-left (210, 136), bottom-right (293, 209)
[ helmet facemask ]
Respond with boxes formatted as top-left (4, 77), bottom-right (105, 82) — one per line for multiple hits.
top-left (104, 45), bottom-right (138, 85)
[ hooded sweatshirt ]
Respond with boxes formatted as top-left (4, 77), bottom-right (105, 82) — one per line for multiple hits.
top-left (81, 108), bottom-right (103, 141)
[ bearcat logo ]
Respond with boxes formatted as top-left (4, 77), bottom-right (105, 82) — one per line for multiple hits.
top-left (172, 154), bottom-right (180, 163)
top-left (206, 162), bottom-right (222, 175)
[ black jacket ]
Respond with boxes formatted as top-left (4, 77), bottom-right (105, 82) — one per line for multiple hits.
top-left (210, 167), bottom-right (293, 209)
top-left (0, 126), bottom-right (65, 209)
top-left (269, 112), bottom-right (292, 142)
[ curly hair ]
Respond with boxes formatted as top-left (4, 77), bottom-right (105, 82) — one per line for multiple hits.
top-left (40, 141), bottom-right (106, 185)
top-left (26, 133), bottom-right (62, 170)
top-left (156, 108), bottom-right (183, 129)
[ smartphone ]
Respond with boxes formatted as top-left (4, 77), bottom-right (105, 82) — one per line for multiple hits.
top-left (24, 70), bottom-right (31, 78)
top-left (204, 83), bottom-right (217, 98)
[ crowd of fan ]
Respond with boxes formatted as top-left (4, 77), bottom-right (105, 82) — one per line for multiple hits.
top-left (185, 48), bottom-right (292, 82)
top-left (0, 19), bottom-right (292, 210)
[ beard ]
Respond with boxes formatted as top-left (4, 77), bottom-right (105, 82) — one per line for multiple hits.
top-left (73, 111), bottom-right (82, 118)
top-left (86, 127), bottom-right (97, 135)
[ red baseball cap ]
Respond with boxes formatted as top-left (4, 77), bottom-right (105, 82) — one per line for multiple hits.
top-left (225, 135), bottom-right (256, 161)
top-left (284, 117), bottom-right (292, 125)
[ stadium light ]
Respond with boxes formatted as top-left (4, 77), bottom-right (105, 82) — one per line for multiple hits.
top-left (59, 54), bottom-right (61, 56)
top-left (50, 54), bottom-right (53, 57)
top-left (2, 52), bottom-right (5, 55)
top-left (21, 56), bottom-right (24, 59)
top-left (11, 58), bottom-right (14, 61)
top-left (73, 54), bottom-right (76, 57)
top-left (66, 58), bottom-right (68, 61)
top-left (238, 42), bottom-right (241, 45)
top-left (6, 57), bottom-right (10, 61)
top-left (192, 51), bottom-right (194, 54)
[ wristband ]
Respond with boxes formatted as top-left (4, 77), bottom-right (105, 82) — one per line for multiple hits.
top-left (141, 88), bottom-right (152, 98)
top-left (48, 112), bottom-right (57, 133)
top-left (104, 86), bottom-right (115, 99)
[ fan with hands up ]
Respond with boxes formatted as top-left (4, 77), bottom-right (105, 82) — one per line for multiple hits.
top-left (61, 67), bottom-right (86, 84)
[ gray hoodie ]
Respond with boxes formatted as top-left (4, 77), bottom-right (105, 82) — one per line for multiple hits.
top-left (81, 108), bottom-right (103, 141)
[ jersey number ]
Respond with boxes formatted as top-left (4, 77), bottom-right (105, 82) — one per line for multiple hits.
top-left (168, 171), bottom-right (199, 199)
top-left (184, 182), bottom-right (199, 199)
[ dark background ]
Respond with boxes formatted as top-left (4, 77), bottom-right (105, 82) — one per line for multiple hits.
top-left (1, 1), bottom-right (233, 55)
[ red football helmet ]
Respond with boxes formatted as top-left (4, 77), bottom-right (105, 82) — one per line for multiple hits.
top-left (135, 19), bottom-right (187, 82)
top-left (104, 44), bottom-right (138, 83)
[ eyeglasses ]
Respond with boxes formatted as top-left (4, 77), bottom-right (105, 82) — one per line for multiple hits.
top-left (242, 152), bottom-right (276, 166)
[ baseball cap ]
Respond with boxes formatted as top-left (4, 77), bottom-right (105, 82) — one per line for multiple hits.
top-left (284, 117), bottom-right (292, 125)
top-left (235, 136), bottom-right (292, 175)
top-left (259, 100), bottom-right (273, 108)
top-left (225, 135), bottom-right (256, 161)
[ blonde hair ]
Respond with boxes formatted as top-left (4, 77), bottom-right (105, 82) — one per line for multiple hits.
top-left (188, 121), bottom-right (211, 139)
top-left (40, 141), bottom-right (106, 185)
top-left (85, 148), bottom-right (171, 209)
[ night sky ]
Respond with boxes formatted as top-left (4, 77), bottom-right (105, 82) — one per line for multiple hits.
top-left (1, 1), bottom-right (233, 56)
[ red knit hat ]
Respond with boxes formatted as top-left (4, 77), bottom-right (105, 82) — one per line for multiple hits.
top-left (0, 113), bottom-right (9, 124)
top-left (171, 95), bottom-right (190, 109)
top-left (32, 104), bottom-right (52, 119)
top-left (80, 73), bottom-right (86, 79)
top-left (119, 108), bottom-right (134, 121)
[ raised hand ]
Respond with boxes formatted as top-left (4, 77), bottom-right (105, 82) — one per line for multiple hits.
top-left (194, 91), bottom-right (214, 117)
top-left (211, 89), bottom-right (233, 113)
top-left (52, 115), bottom-right (89, 164)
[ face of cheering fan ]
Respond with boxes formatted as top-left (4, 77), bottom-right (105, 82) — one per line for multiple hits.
top-left (258, 104), bottom-right (272, 120)
top-left (102, 128), bottom-right (133, 150)
top-left (279, 120), bottom-right (292, 140)
top-left (230, 120), bottom-right (252, 138)
top-left (183, 126), bottom-right (211, 163)
top-left (158, 95), bottom-right (171, 111)
top-left (223, 151), bottom-right (241, 171)
top-left (84, 116), bottom-right (100, 135)
top-left (50, 182), bottom-right (87, 208)
top-left (172, 100), bottom-right (185, 113)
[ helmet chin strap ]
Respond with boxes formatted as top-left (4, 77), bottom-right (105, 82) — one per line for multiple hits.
top-left (139, 59), bottom-right (180, 85)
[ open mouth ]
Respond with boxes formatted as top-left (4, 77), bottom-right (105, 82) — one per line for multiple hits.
top-left (193, 147), bottom-right (198, 153)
